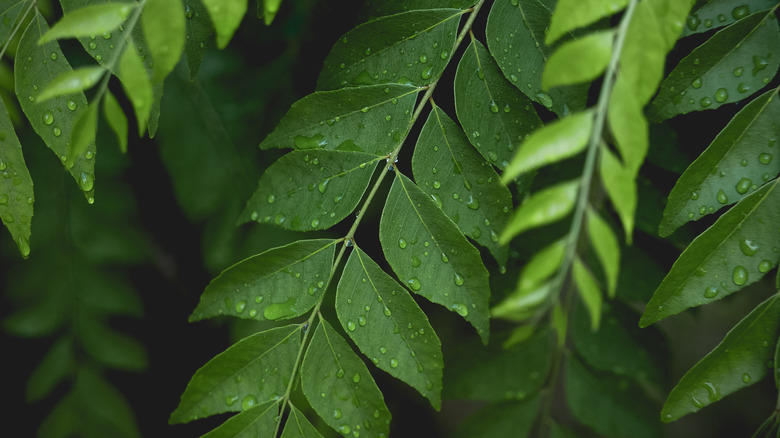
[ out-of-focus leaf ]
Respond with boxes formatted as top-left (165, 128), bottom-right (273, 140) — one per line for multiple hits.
top-left (586, 209), bottom-right (620, 298)
top-left (500, 180), bottom-right (579, 244)
top-left (454, 397), bottom-right (540, 438)
top-left (280, 404), bottom-right (323, 438)
top-left (202, 0), bottom-right (246, 49)
top-left (36, 66), bottom-right (105, 102)
top-left (119, 40), bottom-right (153, 136)
top-left (183, 0), bottom-right (214, 78)
top-left (362, 0), bottom-right (474, 19)
top-left (143, 0), bottom-right (186, 82)
top-left (26, 337), bottom-right (74, 403)
top-left (79, 317), bottom-right (147, 371)
top-left (39, 3), bottom-right (134, 43)
top-left (103, 90), bottom-right (129, 153)
top-left (572, 258), bottom-right (602, 331)
top-left (542, 30), bottom-right (614, 90)
top-left (546, 0), bottom-right (627, 45)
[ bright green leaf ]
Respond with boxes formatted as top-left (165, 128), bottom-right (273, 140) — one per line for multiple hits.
top-left (170, 325), bottom-right (300, 423)
top-left (649, 10), bottom-right (780, 121)
top-left (202, 0), bottom-right (246, 49)
top-left (301, 319), bottom-right (391, 438)
top-left (412, 104), bottom-right (513, 265)
top-left (281, 404), bottom-right (323, 438)
top-left (259, 84), bottom-right (420, 155)
top-left (317, 9), bottom-right (465, 90)
top-left (79, 317), bottom-right (147, 371)
top-left (26, 338), bottom-right (74, 403)
top-left (0, 95), bottom-right (33, 258)
top-left (104, 90), bottom-right (129, 153)
top-left (119, 40), bottom-right (153, 136)
top-left (572, 257), bottom-right (602, 331)
top-left (240, 150), bottom-right (380, 230)
top-left (38, 3), bottom-right (134, 44)
top-left (646, 0), bottom-right (696, 51)
top-left (546, 0), bottom-right (627, 45)
top-left (619, 1), bottom-right (667, 106)
top-left (201, 400), bottom-right (280, 438)
top-left (500, 179), bottom-right (579, 244)
top-left (380, 172), bottom-right (491, 343)
top-left (337, 245), bottom-right (443, 409)
top-left (542, 30), bottom-right (614, 90)
top-left (143, 0), bottom-right (186, 83)
top-left (183, 0), bottom-right (214, 78)
top-left (661, 294), bottom-right (780, 422)
top-left (260, 0), bottom-right (283, 25)
top-left (641, 179), bottom-right (780, 327)
top-left (681, 0), bottom-right (776, 37)
top-left (503, 110), bottom-right (593, 181)
top-left (586, 209), bottom-right (620, 298)
top-left (66, 101), bottom-right (98, 169)
top-left (454, 397), bottom-right (540, 438)
top-left (15, 11), bottom-right (96, 202)
top-left (454, 39), bottom-right (542, 170)
top-left (608, 78), bottom-right (649, 176)
top-left (600, 146), bottom-right (637, 242)
top-left (189, 239), bottom-right (337, 322)
top-left (491, 281), bottom-right (554, 321)
top-left (36, 66), bottom-right (105, 102)
top-left (658, 87), bottom-right (780, 237)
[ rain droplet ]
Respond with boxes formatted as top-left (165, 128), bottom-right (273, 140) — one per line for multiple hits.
top-left (700, 97), bottom-right (712, 108)
top-left (739, 239), bottom-right (758, 256)
top-left (704, 286), bottom-right (718, 298)
top-left (451, 303), bottom-right (468, 316)
top-left (732, 5), bottom-right (750, 19)
top-left (235, 301), bottom-right (246, 313)
top-left (411, 256), bottom-right (421, 268)
top-left (419, 54), bottom-right (428, 63)
top-left (347, 321), bottom-right (356, 331)
top-left (759, 153), bottom-right (772, 164)
top-left (408, 277), bottom-right (421, 291)
top-left (241, 394), bottom-right (257, 410)
top-left (454, 273), bottom-right (464, 286)
top-left (691, 78), bottom-right (702, 88)
top-left (714, 88), bottom-right (728, 103)
top-left (758, 260), bottom-right (772, 272)
top-left (390, 359), bottom-right (399, 368)
top-left (353, 373), bottom-right (361, 383)
top-left (732, 265), bottom-right (748, 285)
top-left (741, 373), bottom-right (751, 383)
top-left (421, 67), bottom-right (433, 80)
top-left (735, 177), bottom-right (752, 194)
top-left (716, 189), bottom-right (728, 204)
top-left (333, 409), bottom-right (342, 419)
top-left (398, 238), bottom-right (407, 249)
top-left (42, 110), bottom-right (54, 125)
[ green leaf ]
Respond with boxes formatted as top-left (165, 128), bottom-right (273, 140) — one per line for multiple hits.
top-left (26, 338), bottom-right (74, 403)
top-left (503, 110), bottom-right (593, 181)
top-left (546, 0), bottom-right (627, 45)
top-left (565, 356), bottom-right (660, 438)
top-left (15, 11), bottom-right (96, 202)
top-left (646, 0), bottom-right (696, 51)
top-left (143, 0), bottom-right (186, 82)
top-left (658, 87), bottom-right (780, 237)
top-left (649, 10), bottom-right (780, 121)
top-left (3, 295), bottom-right (65, 338)
top-left (486, 0), bottom-right (588, 114)
top-left (202, 0), bottom-right (246, 49)
top-left (170, 325), bottom-right (301, 423)
top-left (189, 239), bottom-right (337, 322)
top-left (454, 39), bottom-right (542, 170)
top-left (36, 66), bottom-right (106, 102)
top-left (66, 101), bottom-right (99, 169)
top-left (79, 317), bottom-right (147, 371)
top-left (362, 0), bottom-right (474, 19)
top-left (281, 404), bottom-right (323, 438)
top-left (301, 319), bottom-right (391, 438)
top-left (618, 1), bottom-right (667, 106)
top-left (104, 90), bottom-right (129, 153)
top-left (336, 246), bottom-right (443, 409)
top-left (499, 179), bottom-right (579, 244)
top-left (239, 150), bottom-right (381, 230)
top-left (317, 9), bottom-right (465, 90)
top-left (661, 294), bottom-right (780, 422)
top-left (640, 179), bottom-right (780, 327)
top-left (607, 79), bottom-right (649, 176)
top-left (542, 30), bottom-right (614, 90)
top-left (380, 172), bottom-right (491, 343)
top-left (0, 0), bottom-right (27, 49)
top-left (572, 258), bottom-right (602, 331)
top-left (411, 104), bottom-right (513, 265)
top-left (119, 40), bottom-right (153, 136)
top-left (183, 0), bottom-right (214, 78)
top-left (0, 96), bottom-right (33, 258)
top-left (600, 146), bottom-right (637, 242)
top-left (259, 84), bottom-right (420, 155)
top-left (39, 3), bottom-right (134, 43)
top-left (260, 0), bottom-right (283, 25)
top-left (586, 209), bottom-right (620, 298)
top-left (774, 334), bottom-right (780, 388)
top-left (454, 397), bottom-right (540, 438)
top-left (201, 400), bottom-right (280, 438)
top-left (682, 0), bottom-right (776, 37)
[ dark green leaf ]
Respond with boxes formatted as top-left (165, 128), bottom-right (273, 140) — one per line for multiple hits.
top-left (572, 258), bottom-right (602, 331)
top-left (380, 172), bottom-right (491, 343)
top-left (641, 179), bottom-right (780, 327)
top-left (317, 9), bottom-right (465, 90)
top-left (3, 295), bottom-right (65, 338)
top-left (499, 179), bottom-right (579, 244)
top-left (190, 239), bottom-right (337, 322)
top-left (649, 10), bottom-right (780, 121)
top-left (260, 84), bottom-right (420, 155)
top-left (202, 0), bottom-right (245, 49)
top-left (240, 150), bottom-right (381, 230)
top-left (15, 11), bottom-right (96, 202)
top-left (170, 325), bottom-right (301, 423)
top-left (337, 246), bottom-right (443, 409)
top-left (362, 0), bottom-right (474, 19)
top-left (454, 39), bottom-right (542, 170)
top-left (546, 0), bottom-right (627, 45)
top-left (661, 294), bottom-right (780, 422)
top-left (39, 3), bottom-right (134, 43)
top-left (103, 90), bottom-right (129, 153)
top-left (411, 104), bottom-right (513, 264)
top-left (659, 87), bottom-right (780, 237)
top-left (201, 400), bottom-right (280, 438)
top-left (183, 0), bottom-right (214, 78)
top-left (79, 317), bottom-right (147, 371)
top-left (682, 0), bottom-right (776, 37)
top-left (0, 95), bottom-right (33, 257)
top-left (600, 146), bottom-right (637, 241)
top-left (281, 404), bottom-right (323, 438)
top-left (301, 319), bottom-right (391, 438)
top-left (586, 209), bottom-right (620, 298)
top-left (454, 397), bottom-right (540, 438)
top-left (0, 0), bottom-right (27, 49)
top-left (542, 30), bottom-right (613, 90)
top-left (143, 0), bottom-right (186, 82)
top-left (775, 333), bottom-right (780, 388)
top-left (119, 40), bottom-right (153, 136)
top-left (66, 101), bottom-right (98, 168)
top-left (26, 338), bottom-right (74, 403)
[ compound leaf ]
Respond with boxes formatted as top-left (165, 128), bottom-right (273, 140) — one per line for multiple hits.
top-left (362, 0), bottom-right (474, 19)
top-left (183, 0), bottom-right (214, 78)
top-left (619, 1), bottom-right (667, 105)
top-left (600, 146), bottom-right (637, 241)
top-left (454, 397), bottom-right (540, 438)
top-left (103, 90), bottom-right (129, 153)
top-left (0, 0), bottom-right (27, 49)
top-left (572, 258), bottom-right (602, 331)
top-left (26, 338), bottom-right (74, 403)
top-left (36, 66), bottom-right (106, 102)
top-left (66, 101), bottom-right (98, 168)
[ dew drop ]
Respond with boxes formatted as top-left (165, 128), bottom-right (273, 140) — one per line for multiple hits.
top-left (741, 373), bottom-right (751, 383)
top-left (732, 265), bottom-right (748, 285)
top-left (421, 67), bottom-right (433, 80)
top-left (716, 189), bottom-right (728, 204)
top-left (691, 78), bottom-right (702, 88)
top-left (42, 110), bottom-right (54, 125)
top-left (358, 316), bottom-right (367, 326)
top-left (700, 97), bottom-right (712, 108)
top-left (454, 273), bottom-right (464, 286)
top-left (704, 286), bottom-right (718, 298)
top-left (411, 256), bottom-right (421, 268)
top-left (398, 238), bottom-right (407, 249)
top-left (732, 5), bottom-right (750, 19)
top-left (225, 395), bottom-right (239, 406)
top-left (390, 359), bottom-right (399, 368)
top-left (735, 177), bottom-right (752, 194)
top-left (241, 394), bottom-right (257, 410)
top-left (690, 191), bottom-right (699, 200)
top-left (333, 409), bottom-right (342, 419)
top-left (737, 82), bottom-right (751, 93)
top-left (759, 153), bottom-right (772, 164)
top-left (714, 88), bottom-right (728, 103)
top-left (79, 172), bottom-right (94, 191)
top-left (408, 277), bottom-right (421, 291)
top-left (739, 239), bottom-right (759, 256)
top-left (235, 301), bottom-right (247, 313)
top-left (347, 321), bottom-right (356, 331)
top-left (452, 303), bottom-right (468, 316)
top-left (758, 260), bottom-right (772, 273)
top-left (52, 127), bottom-right (61, 137)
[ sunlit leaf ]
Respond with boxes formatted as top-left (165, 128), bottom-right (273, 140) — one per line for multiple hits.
top-left (170, 325), bottom-right (300, 423)
top-left (301, 319), bottom-right (391, 438)
top-left (600, 146), bottom-right (637, 242)
top-left (189, 239), bottom-right (337, 322)
top-left (201, 400), bottom-right (280, 438)
top-left (183, 0), bottom-right (214, 78)
top-left (317, 9), bottom-right (465, 90)
top-left (454, 397), bottom-right (540, 438)
top-left (661, 294), bottom-right (780, 422)
top-left (641, 179), bottom-right (780, 327)
top-left (0, 95), bottom-right (33, 257)
top-left (572, 258), bottom-right (602, 331)
top-left (280, 404), bottom-right (323, 438)
top-left (240, 150), bottom-right (381, 230)
top-left (35, 66), bottom-right (105, 102)
top-left (546, 0), bottom-right (627, 45)
top-left (66, 101), bottom-right (98, 169)
top-left (681, 0), bottom-right (776, 37)
top-left (39, 3), bottom-right (134, 43)
top-left (586, 209), bottom-right (620, 298)
top-left (143, 0), bottom-right (186, 82)
top-left (542, 30), bottom-right (613, 90)
top-left (646, 0), bottom-right (696, 51)
top-left (202, 0), bottom-right (246, 49)
top-left (499, 179), bottom-right (579, 244)
top-left (380, 172), bottom-right (491, 343)
top-left (103, 90), bottom-right (129, 153)
top-left (607, 79), bottom-right (648, 176)
top-left (337, 246), bottom-right (443, 409)
top-left (119, 40), bottom-right (153, 136)
top-left (619, 1), bottom-right (666, 105)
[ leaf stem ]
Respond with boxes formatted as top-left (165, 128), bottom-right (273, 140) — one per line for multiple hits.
top-left (0, 0), bottom-right (36, 62)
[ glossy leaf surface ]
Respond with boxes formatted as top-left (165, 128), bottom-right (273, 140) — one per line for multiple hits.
top-left (646, 0), bottom-right (696, 51)
top-left (499, 179), bottom-right (579, 244)
top-left (546, 0), bottom-right (627, 44)
top-left (281, 405), bottom-right (323, 438)
top-left (259, 84), bottom-right (419, 155)
top-left (201, 400), bottom-right (280, 438)
top-left (240, 150), bottom-right (381, 230)
top-left (190, 239), bottom-right (337, 322)
top-left (317, 9), bottom-right (465, 90)
top-left (39, 3), bottom-right (133, 43)
top-left (362, 0), bottom-right (474, 19)
top-left (202, 0), bottom-right (246, 48)
top-left (682, 0), bottom-right (776, 37)
top-left (170, 326), bottom-right (300, 423)
top-left (183, 0), bottom-right (214, 78)
top-left (66, 102), bottom-right (98, 168)
top-left (412, 105), bottom-right (513, 264)
top-left (143, 0), bottom-right (186, 82)
top-left (0, 96), bottom-right (33, 257)
top-left (380, 173), bottom-right (491, 343)
top-left (454, 39), bottom-right (542, 170)
top-left (542, 30), bottom-right (613, 89)
top-left (337, 246), bottom-right (443, 409)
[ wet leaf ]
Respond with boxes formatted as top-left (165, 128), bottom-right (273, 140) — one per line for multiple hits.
top-left (280, 404), bottom-right (323, 438)
top-left (66, 102), bottom-right (98, 168)
top-left (201, 400), bottom-right (280, 438)
top-left (183, 0), bottom-right (214, 78)
top-left (0, 95), bottom-right (33, 257)
top-left (0, 0), bottom-right (27, 49)
top-left (542, 30), bottom-right (614, 89)
top-left (362, 0), bottom-right (474, 19)
top-left (39, 3), bottom-right (134, 43)
top-left (500, 179), bottom-right (579, 244)
top-left (646, 0), bottom-right (696, 51)
top-left (681, 0), bottom-right (776, 37)
top-left (36, 66), bottom-right (105, 102)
